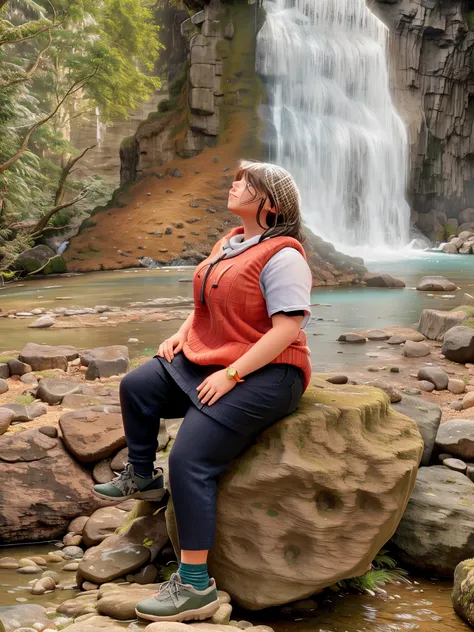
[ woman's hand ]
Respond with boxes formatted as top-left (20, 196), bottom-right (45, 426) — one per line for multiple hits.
top-left (157, 330), bottom-right (187, 362)
top-left (197, 369), bottom-right (236, 406)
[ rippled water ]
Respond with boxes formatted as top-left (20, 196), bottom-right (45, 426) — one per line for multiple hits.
top-left (0, 543), bottom-right (468, 631)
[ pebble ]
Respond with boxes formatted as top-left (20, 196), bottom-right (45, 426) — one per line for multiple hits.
top-left (47, 553), bottom-right (64, 563)
top-left (450, 400), bottom-right (464, 411)
top-left (367, 366), bottom-right (379, 372)
top-left (0, 556), bottom-right (20, 569)
top-left (62, 546), bottom-right (83, 559)
top-left (417, 380), bottom-right (435, 393)
top-left (63, 562), bottom-right (80, 571)
top-left (99, 316), bottom-right (108, 321)
top-left (127, 338), bottom-right (139, 343)
top-left (463, 391), bottom-right (474, 410)
top-left (18, 566), bottom-right (42, 574)
top-left (444, 458), bottom-right (467, 473)
top-left (390, 367), bottom-right (400, 373)
top-left (448, 379), bottom-right (466, 394)
top-left (326, 375), bottom-right (348, 385)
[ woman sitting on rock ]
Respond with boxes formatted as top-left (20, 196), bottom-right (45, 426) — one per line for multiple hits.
top-left (93, 160), bottom-right (313, 623)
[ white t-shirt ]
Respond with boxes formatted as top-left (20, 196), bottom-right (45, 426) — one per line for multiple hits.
top-left (221, 234), bottom-right (312, 329)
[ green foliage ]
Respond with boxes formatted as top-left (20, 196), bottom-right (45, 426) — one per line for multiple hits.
top-left (15, 394), bottom-right (35, 405)
top-left (333, 550), bottom-right (409, 594)
top-left (0, 0), bottom-right (164, 273)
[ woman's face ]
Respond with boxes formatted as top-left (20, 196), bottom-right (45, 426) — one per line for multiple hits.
top-left (227, 175), bottom-right (272, 220)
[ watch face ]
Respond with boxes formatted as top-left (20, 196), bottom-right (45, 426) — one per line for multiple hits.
top-left (228, 367), bottom-right (236, 377)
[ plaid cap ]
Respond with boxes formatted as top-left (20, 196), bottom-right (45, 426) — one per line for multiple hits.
top-left (240, 160), bottom-right (301, 215)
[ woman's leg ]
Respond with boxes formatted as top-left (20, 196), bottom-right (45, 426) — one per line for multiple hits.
top-left (93, 357), bottom-right (190, 501)
top-left (169, 407), bottom-right (255, 585)
top-left (120, 357), bottom-right (191, 476)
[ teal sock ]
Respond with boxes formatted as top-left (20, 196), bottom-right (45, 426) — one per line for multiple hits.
top-left (178, 562), bottom-right (209, 591)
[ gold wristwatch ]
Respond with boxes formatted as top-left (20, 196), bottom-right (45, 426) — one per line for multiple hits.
top-left (226, 366), bottom-right (245, 383)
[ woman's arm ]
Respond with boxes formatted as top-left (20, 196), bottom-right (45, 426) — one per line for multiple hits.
top-left (178, 311), bottom-right (194, 336)
top-left (232, 313), bottom-right (304, 377)
top-left (197, 313), bottom-right (304, 405)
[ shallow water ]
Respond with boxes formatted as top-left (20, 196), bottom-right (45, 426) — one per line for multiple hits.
top-left (2, 252), bottom-right (473, 371)
top-left (0, 542), bottom-right (468, 631)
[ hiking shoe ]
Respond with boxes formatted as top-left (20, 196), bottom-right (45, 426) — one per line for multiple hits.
top-left (92, 463), bottom-right (165, 501)
top-left (135, 572), bottom-right (220, 622)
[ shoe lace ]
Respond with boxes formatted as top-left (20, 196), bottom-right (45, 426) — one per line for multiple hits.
top-left (112, 463), bottom-right (135, 495)
top-left (154, 573), bottom-right (185, 607)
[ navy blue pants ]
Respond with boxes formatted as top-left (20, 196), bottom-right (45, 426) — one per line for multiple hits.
top-left (120, 355), bottom-right (303, 550)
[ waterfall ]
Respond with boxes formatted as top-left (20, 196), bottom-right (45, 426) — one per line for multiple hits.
top-left (256, 0), bottom-right (410, 250)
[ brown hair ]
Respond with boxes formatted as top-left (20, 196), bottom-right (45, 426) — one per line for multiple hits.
top-left (234, 160), bottom-right (305, 243)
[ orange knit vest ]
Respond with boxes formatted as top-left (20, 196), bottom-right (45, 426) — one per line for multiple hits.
top-left (183, 227), bottom-right (312, 391)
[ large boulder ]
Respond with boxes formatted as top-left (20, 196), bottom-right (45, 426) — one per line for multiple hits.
top-left (391, 466), bottom-right (474, 575)
top-left (0, 428), bottom-right (104, 543)
top-left (416, 276), bottom-right (457, 291)
top-left (19, 342), bottom-right (78, 371)
top-left (86, 357), bottom-right (130, 380)
top-left (453, 558), bottom-right (474, 627)
top-left (59, 405), bottom-right (126, 463)
top-left (435, 419), bottom-right (474, 460)
top-left (418, 309), bottom-right (468, 341)
top-left (442, 326), bottom-right (474, 363)
top-left (82, 506), bottom-right (129, 548)
top-left (15, 245), bottom-right (56, 274)
top-left (166, 377), bottom-right (423, 609)
top-left (363, 273), bottom-right (406, 288)
top-left (391, 395), bottom-right (441, 466)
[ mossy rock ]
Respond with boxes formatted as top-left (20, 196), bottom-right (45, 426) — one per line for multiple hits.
top-left (444, 223), bottom-right (458, 238)
top-left (42, 255), bottom-right (67, 275)
top-left (453, 558), bottom-right (474, 625)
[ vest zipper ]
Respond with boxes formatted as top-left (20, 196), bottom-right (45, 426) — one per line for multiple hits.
top-left (200, 253), bottom-right (227, 305)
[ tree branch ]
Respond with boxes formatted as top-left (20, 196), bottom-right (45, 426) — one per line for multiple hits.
top-left (54, 144), bottom-right (96, 206)
top-left (0, 30), bottom-right (52, 88)
top-left (0, 67), bottom-right (99, 175)
top-left (31, 190), bottom-right (88, 237)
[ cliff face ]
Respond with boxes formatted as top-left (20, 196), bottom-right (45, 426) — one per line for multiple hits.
top-left (374, 0), bottom-right (474, 223)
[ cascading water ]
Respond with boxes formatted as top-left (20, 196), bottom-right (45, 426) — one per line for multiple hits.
top-left (256, 0), bottom-right (411, 251)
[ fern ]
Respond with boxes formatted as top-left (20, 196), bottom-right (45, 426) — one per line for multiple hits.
top-left (333, 550), bottom-right (409, 594)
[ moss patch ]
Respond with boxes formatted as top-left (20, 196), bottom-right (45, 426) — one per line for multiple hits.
top-left (15, 394), bottom-right (35, 405)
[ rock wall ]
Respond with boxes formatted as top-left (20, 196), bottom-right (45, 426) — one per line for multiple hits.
top-left (373, 0), bottom-right (474, 221)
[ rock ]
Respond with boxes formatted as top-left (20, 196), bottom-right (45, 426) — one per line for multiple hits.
top-left (167, 377), bottom-right (423, 609)
top-left (436, 419), bottom-right (474, 459)
top-left (363, 273), bottom-right (406, 288)
top-left (417, 380), bottom-right (435, 392)
top-left (0, 363), bottom-right (9, 379)
top-left (17, 565), bottom-right (42, 574)
top-left (110, 447), bottom-right (128, 471)
top-left (0, 408), bottom-right (13, 435)
top-left (417, 366), bottom-right (449, 390)
top-left (63, 545), bottom-right (83, 559)
top-left (7, 359), bottom-right (32, 376)
top-left (325, 375), bottom-right (348, 384)
top-left (387, 335), bottom-right (406, 345)
top-left (19, 343), bottom-right (78, 371)
top-left (463, 293), bottom-right (474, 307)
top-left (444, 458), bottom-right (467, 473)
top-left (442, 326), bottom-right (474, 363)
top-left (0, 402), bottom-right (47, 422)
top-left (80, 345), bottom-right (130, 367)
top-left (38, 426), bottom-right (57, 438)
top-left (36, 378), bottom-right (82, 405)
top-left (391, 395), bottom-right (442, 465)
top-left (134, 564), bottom-right (159, 585)
top-left (337, 333), bottom-right (366, 343)
top-left (448, 379), bottom-right (466, 394)
top-left (0, 604), bottom-right (51, 631)
top-left (442, 242), bottom-right (458, 254)
top-left (59, 406), bottom-right (126, 463)
top-left (68, 515), bottom-right (89, 534)
top-left (60, 617), bottom-right (124, 632)
top-left (416, 276), bottom-right (457, 291)
top-left (464, 392), bottom-right (474, 409)
top-left (82, 507), bottom-right (128, 548)
top-left (79, 509), bottom-right (168, 584)
top-left (402, 340), bottom-right (431, 358)
top-left (366, 330), bottom-right (390, 341)
top-left (418, 309), bottom-right (468, 341)
top-left (211, 603), bottom-right (233, 625)
top-left (96, 583), bottom-right (161, 620)
top-left (0, 427), bottom-right (103, 543)
top-left (365, 380), bottom-right (402, 403)
top-left (0, 379), bottom-right (7, 395)
top-left (20, 373), bottom-right (38, 385)
top-left (63, 561), bottom-right (80, 571)
top-left (93, 459), bottom-right (115, 483)
top-left (86, 357), bottom-right (130, 380)
top-left (451, 400), bottom-right (464, 411)
top-left (0, 557), bottom-right (19, 569)
top-left (28, 316), bottom-right (55, 329)
top-left (453, 558), bottom-right (474, 627)
top-left (385, 327), bottom-right (425, 342)
top-left (15, 245), bottom-right (56, 273)
top-left (63, 532), bottom-right (82, 546)
top-left (391, 467), bottom-right (474, 574)
top-left (31, 576), bottom-right (56, 594)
